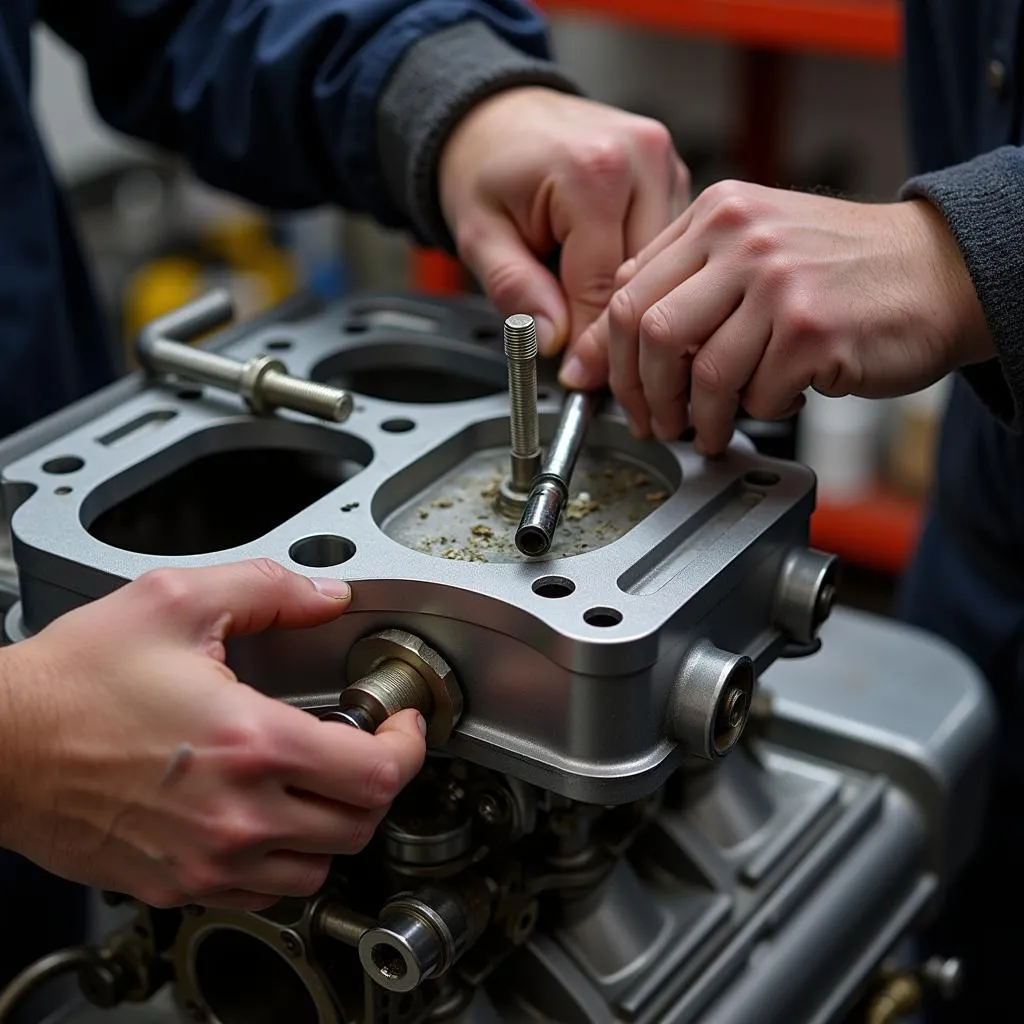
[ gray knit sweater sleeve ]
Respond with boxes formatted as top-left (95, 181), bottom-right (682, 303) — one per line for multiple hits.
top-left (900, 145), bottom-right (1024, 432)
top-left (376, 19), bottom-right (581, 253)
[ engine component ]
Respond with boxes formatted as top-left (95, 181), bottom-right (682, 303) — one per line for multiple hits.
top-left (325, 627), bottom-right (463, 745)
top-left (515, 390), bottom-right (602, 558)
top-left (496, 313), bottom-right (542, 517)
top-left (0, 291), bottom-right (995, 1024)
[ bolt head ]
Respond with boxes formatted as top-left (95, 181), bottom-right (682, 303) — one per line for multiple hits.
top-left (347, 629), bottom-right (462, 746)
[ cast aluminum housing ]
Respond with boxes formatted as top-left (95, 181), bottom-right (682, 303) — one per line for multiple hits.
top-left (0, 291), bottom-right (996, 1024)
top-left (2, 291), bottom-right (828, 803)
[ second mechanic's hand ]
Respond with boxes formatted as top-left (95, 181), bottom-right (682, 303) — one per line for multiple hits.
top-left (439, 86), bottom-right (689, 355)
top-left (0, 560), bottom-right (426, 911)
top-left (561, 181), bottom-right (994, 454)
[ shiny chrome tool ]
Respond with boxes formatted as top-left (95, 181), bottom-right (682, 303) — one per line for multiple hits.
top-left (515, 389), bottom-right (602, 557)
top-left (135, 289), bottom-right (353, 423)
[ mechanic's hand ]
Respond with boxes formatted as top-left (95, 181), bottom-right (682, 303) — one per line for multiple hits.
top-left (439, 87), bottom-right (689, 355)
top-left (0, 560), bottom-right (425, 911)
top-left (560, 180), bottom-right (994, 454)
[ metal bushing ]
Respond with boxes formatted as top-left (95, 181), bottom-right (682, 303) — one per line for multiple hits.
top-left (238, 354), bottom-right (286, 415)
top-left (346, 629), bottom-right (463, 746)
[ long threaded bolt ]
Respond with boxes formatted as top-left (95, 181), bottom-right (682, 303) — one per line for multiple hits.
top-left (504, 314), bottom-right (542, 493)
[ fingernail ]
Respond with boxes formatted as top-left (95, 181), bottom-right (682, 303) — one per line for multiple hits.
top-left (559, 354), bottom-right (587, 389)
top-left (535, 315), bottom-right (559, 356)
top-left (415, 713), bottom-right (427, 736)
top-left (311, 578), bottom-right (351, 600)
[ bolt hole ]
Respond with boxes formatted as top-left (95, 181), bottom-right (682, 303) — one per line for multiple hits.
top-left (265, 339), bottom-right (293, 352)
top-left (473, 326), bottom-right (499, 341)
top-left (343, 321), bottom-right (369, 334)
top-left (289, 535), bottom-right (356, 568)
top-left (537, 388), bottom-right (551, 401)
top-left (177, 388), bottom-right (203, 401)
top-left (532, 576), bottom-right (575, 599)
top-left (371, 944), bottom-right (407, 981)
top-left (54, 486), bottom-right (72, 495)
top-left (584, 607), bottom-right (622, 628)
top-left (381, 418), bottom-right (415, 433)
top-left (744, 470), bottom-right (780, 487)
top-left (42, 456), bottom-right (83, 475)
top-left (712, 658), bottom-right (755, 755)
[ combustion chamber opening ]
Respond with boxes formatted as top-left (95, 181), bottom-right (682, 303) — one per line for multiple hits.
top-left (193, 928), bottom-right (318, 1024)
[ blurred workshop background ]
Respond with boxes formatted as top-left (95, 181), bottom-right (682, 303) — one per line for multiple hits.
top-left (31, 0), bottom-right (925, 615)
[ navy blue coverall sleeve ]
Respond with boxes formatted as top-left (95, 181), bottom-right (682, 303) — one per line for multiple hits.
top-left (36, 1), bottom-right (561, 233)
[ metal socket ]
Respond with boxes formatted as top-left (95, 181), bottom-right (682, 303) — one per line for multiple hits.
top-left (340, 629), bottom-right (463, 747)
top-left (515, 391), bottom-right (600, 556)
top-left (358, 881), bottom-right (490, 993)
top-left (668, 639), bottom-right (755, 759)
top-left (773, 548), bottom-right (840, 645)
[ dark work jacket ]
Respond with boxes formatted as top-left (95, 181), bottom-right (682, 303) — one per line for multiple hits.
top-left (898, 0), bottom-right (1024, 786)
top-left (0, 0), bottom-right (563, 440)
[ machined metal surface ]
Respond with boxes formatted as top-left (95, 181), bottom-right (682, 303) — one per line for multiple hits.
top-left (515, 390), bottom-right (602, 557)
top-left (0, 291), bottom-right (829, 803)
top-left (30, 608), bottom-right (994, 1024)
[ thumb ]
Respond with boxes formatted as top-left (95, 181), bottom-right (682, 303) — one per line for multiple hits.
top-left (559, 310), bottom-right (611, 391)
top-left (131, 559), bottom-right (352, 641)
top-left (458, 212), bottom-right (568, 356)
top-left (372, 709), bottom-right (428, 781)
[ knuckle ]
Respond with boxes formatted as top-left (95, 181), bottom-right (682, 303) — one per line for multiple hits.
top-left (571, 139), bottom-right (630, 189)
top-left (209, 812), bottom-right (267, 856)
top-left (758, 252), bottom-right (792, 290)
top-left (176, 860), bottom-right (225, 897)
top-left (481, 259), bottom-right (534, 310)
top-left (779, 292), bottom-right (824, 341)
top-left (608, 287), bottom-right (638, 333)
top-left (633, 118), bottom-right (674, 159)
top-left (293, 860), bottom-right (330, 898)
top-left (704, 181), bottom-right (756, 228)
top-left (340, 814), bottom-right (377, 854)
top-left (640, 305), bottom-right (676, 351)
top-left (136, 567), bottom-right (191, 612)
top-left (743, 226), bottom-right (782, 260)
top-left (244, 557), bottom-right (290, 587)
top-left (613, 260), bottom-right (636, 290)
top-left (141, 886), bottom-right (186, 910)
top-left (692, 351), bottom-right (725, 393)
top-left (362, 756), bottom-right (403, 808)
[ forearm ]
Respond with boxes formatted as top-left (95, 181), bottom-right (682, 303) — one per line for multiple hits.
top-left (901, 146), bottom-right (1024, 431)
top-left (39, 1), bottom-right (578, 235)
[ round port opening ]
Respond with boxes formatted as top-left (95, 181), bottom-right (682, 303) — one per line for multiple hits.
top-left (584, 607), bottom-right (622, 628)
top-left (265, 339), bottom-right (293, 352)
top-left (744, 470), bottom-right (780, 488)
top-left (532, 576), bottom-right (575, 598)
top-left (711, 657), bottom-right (755, 756)
top-left (290, 535), bottom-right (356, 568)
top-left (43, 456), bottom-right (83, 475)
top-left (371, 943), bottom-right (407, 981)
top-left (313, 341), bottom-right (506, 403)
top-left (381, 419), bottom-right (415, 433)
top-left (193, 928), bottom-right (317, 1024)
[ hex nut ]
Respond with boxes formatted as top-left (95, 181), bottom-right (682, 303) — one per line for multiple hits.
top-left (346, 629), bottom-right (463, 746)
top-left (238, 355), bottom-right (286, 415)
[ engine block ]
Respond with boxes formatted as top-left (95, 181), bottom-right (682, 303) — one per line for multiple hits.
top-left (0, 291), bottom-right (995, 1024)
